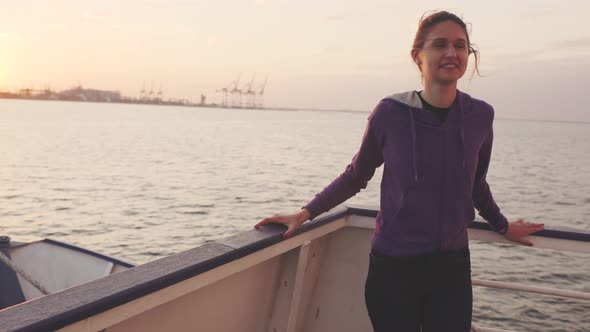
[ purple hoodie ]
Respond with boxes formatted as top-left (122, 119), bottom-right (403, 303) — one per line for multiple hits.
top-left (304, 90), bottom-right (509, 257)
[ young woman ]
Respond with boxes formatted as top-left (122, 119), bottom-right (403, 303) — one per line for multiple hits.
top-left (255, 11), bottom-right (544, 332)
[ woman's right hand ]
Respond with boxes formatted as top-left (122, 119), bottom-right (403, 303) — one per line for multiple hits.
top-left (254, 208), bottom-right (311, 239)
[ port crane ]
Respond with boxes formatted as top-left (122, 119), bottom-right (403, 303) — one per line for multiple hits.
top-left (217, 74), bottom-right (268, 108)
top-left (157, 82), bottom-right (163, 100)
top-left (257, 76), bottom-right (268, 109)
top-left (243, 75), bottom-right (256, 108)
top-left (216, 84), bottom-right (230, 107)
top-left (229, 74), bottom-right (242, 107)
top-left (140, 82), bottom-right (146, 100)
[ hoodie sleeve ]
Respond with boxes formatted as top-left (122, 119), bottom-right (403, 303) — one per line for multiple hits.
top-left (472, 124), bottom-right (509, 233)
top-left (304, 102), bottom-right (385, 220)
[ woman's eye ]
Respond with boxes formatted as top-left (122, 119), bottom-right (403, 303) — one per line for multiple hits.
top-left (456, 44), bottom-right (466, 49)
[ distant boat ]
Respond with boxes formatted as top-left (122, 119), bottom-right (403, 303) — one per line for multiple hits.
top-left (0, 206), bottom-right (588, 332)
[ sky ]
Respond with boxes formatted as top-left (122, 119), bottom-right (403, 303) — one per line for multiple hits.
top-left (1, 0), bottom-right (589, 121)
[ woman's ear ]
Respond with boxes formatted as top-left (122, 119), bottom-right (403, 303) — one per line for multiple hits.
top-left (411, 50), bottom-right (421, 65)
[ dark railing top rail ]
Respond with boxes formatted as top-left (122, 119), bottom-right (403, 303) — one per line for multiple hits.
top-left (346, 205), bottom-right (590, 243)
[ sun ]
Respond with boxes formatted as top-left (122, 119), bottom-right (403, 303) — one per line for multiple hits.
top-left (0, 54), bottom-right (15, 91)
top-left (0, 69), bottom-right (6, 89)
top-left (0, 69), bottom-right (9, 91)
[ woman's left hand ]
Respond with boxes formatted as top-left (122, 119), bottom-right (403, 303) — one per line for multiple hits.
top-left (503, 219), bottom-right (545, 246)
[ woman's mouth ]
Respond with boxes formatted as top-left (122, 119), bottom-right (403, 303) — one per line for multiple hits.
top-left (440, 63), bottom-right (459, 69)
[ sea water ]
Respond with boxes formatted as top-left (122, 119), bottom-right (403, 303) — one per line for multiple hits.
top-left (1, 99), bottom-right (588, 331)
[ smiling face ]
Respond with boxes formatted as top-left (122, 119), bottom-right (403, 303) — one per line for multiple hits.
top-left (412, 20), bottom-right (470, 85)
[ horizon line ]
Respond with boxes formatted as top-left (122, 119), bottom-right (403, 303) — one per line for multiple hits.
top-left (1, 97), bottom-right (588, 125)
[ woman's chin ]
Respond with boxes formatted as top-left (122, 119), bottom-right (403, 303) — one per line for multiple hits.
top-left (432, 72), bottom-right (465, 84)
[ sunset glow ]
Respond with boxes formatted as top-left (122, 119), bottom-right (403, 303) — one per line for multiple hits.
top-left (0, 0), bottom-right (589, 121)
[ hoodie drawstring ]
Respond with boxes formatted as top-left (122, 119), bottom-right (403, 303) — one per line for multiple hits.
top-left (409, 108), bottom-right (418, 182)
top-left (406, 91), bottom-right (466, 184)
top-left (458, 94), bottom-right (466, 170)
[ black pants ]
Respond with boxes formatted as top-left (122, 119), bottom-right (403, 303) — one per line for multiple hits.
top-left (364, 246), bottom-right (472, 332)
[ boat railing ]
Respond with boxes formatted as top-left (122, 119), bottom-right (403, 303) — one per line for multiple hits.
top-left (0, 205), bottom-right (588, 332)
top-left (346, 206), bottom-right (590, 332)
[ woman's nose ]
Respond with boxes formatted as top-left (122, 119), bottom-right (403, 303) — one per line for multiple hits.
top-left (445, 45), bottom-right (457, 57)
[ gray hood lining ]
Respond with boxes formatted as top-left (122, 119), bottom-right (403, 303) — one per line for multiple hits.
top-left (385, 91), bottom-right (424, 109)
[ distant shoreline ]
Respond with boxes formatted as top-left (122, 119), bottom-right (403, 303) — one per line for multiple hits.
top-left (0, 97), bottom-right (587, 124)
top-left (0, 95), bottom-right (366, 114)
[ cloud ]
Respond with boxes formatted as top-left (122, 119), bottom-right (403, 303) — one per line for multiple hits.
top-left (325, 16), bottom-right (345, 22)
top-left (486, 36), bottom-right (590, 67)
top-left (532, 37), bottom-right (590, 62)
top-left (522, 8), bottom-right (553, 20)
top-left (0, 32), bottom-right (22, 41)
top-left (48, 23), bottom-right (68, 32)
top-left (82, 12), bottom-right (107, 21)
top-left (81, 11), bottom-right (120, 30)
top-left (465, 53), bottom-right (590, 122)
top-left (552, 37), bottom-right (590, 49)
